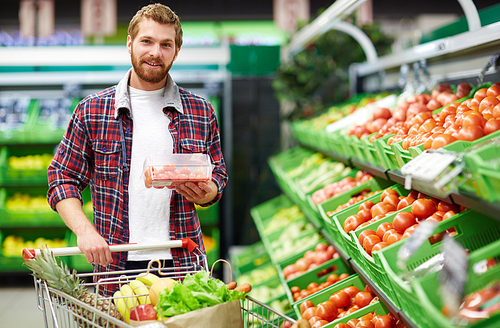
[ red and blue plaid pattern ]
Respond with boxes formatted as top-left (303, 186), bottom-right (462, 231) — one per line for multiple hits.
top-left (47, 84), bottom-right (227, 296)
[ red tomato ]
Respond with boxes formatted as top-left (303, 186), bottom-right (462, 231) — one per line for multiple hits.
top-left (354, 291), bottom-right (373, 308)
top-left (376, 222), bottom-right (394, 239)
top-left (311, 320), bottom-right (329, 328)
top-left (437, 201), bottom-right (459, 213)
top-left (339, 273), bottom-right (350, 280)
top-left (457, 125), bottom-right (485, 141)
top-left (411, 198), bottom-right (437, 219)
top-left (374, 314), bottom-right (395, 328)
top-left (397, 196), bottom-right (415, 210)
top-left (383, 194), bottom-right (400, 208)
top-left (487, 85), bottom-right (500, 97)
top-left (442, 210), bottom-right (457, 220)
top-left (309, 316), bottom-right (324, 326)
top-left (371, 202), bottom-right (397, 218)
top-left (359, 200), bottom-right (375, 212)
top-left (392, 211), bottom-right (417, 234)
top-left (385, 230), bottom-right (402, 245)
top-left (431, 133), bottom-right (457, 149)
top-left (343, 215), bottom-right (365, 233)
top-left (372, 242), bottom-right (389, 253)
top-left (492, 103), bottom-right (500, 118)
top-left (380, 189), bottom-right (399, 202)
top-left (347, 319), bottom-right (360, 328)
top-left (478, 95), bottom-right (500, 113)
top-left (327, 273), bottom-right (339, 284)
top-left (308, 282), bottom-right (319, 291)
top-left (333, 324), bottom-right (351, 328)
top-left (402, 224), bottom-right (419, 239)
top-left (300, 300), bottom-right (315, 315)
top-left (363, 234), bottom-right (382, 255)
top-left (302, 307), bottom-right (317, 321)
top-left (357, 208), bottom-right (372, 222)
top-left (356, 319), bottom-right (375, 328)
top-left (484, 119), bottom-right (500, 134)
top-left (316, 301), bottom-right (338, 322)
top-left (358, 229), bottom-right (377, 245)
top-left (343, 286), bottom-right (361, 298)
top-left (330, 290), bottom-right (351, 308)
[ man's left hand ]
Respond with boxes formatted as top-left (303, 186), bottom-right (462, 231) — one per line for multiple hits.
top-left (175, 180), bottom-right (218, 204)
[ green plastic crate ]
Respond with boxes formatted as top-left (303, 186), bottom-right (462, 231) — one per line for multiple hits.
top-left (329, 184), bottom-right (410, 263)
top-left (0, 227), bottom-right (69, 271)
top-left (373, 134), bottom-right (399, 171)
top-left (0, 187), bottom-right (63, 226)
top-left (322, 301), bottom-right (392, 326)
top-left (411, 235), bottom-right (500, 328)
top-left (362, 133), bottom-right (384, 168)
top-left (338, 132), bottom-right (357, 160)
top-left (230, 241), bottom-right (271, 277)
top-left (250, 194), bottom-right (295, 237)
top-left (391, 140), bottom-right (413, 170)
top-left (375, 210), bottom-right (500, 327)
top-left (281, 256), bottom-right (353, 306)
top-left (349, 134), bottom-right (371, 164)
top-left (0, 97), bottom-right (34, 144)
top-left (292, 274), bottom-right (378, 325)
top-left (0, 145), bottom-right (55, 186)
top-left (464, 142), bottom-right (500, 202)
top-left (324, 130), bottom-right (346, 156)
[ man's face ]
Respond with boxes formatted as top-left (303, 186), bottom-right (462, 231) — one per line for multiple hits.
top-left (127, 18), bottom-right (179, 89)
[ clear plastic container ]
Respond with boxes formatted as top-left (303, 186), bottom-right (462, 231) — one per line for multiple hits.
top-left (142, 154), bottom-right (212, 189)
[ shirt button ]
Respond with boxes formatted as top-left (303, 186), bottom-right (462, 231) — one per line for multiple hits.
top-left (126, 127), bottom-right (131, 133)
top-left (124, 232), bottom-right (129, 237)
top-left (121, 257), bottom-right (126, 262)
top-left (102, 146), bottom-right (107, 152)
top-left (127, 153), bottom-right (130, 158)
top-left (125, 205), bottom-right (129, 210)
top-left (124, 179), bottom-right (128, 184)
top-left (59, 149), bottom-right (64, 154)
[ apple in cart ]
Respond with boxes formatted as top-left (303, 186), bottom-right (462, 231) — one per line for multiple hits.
top-left (129, 304), bottom-right (157, 323)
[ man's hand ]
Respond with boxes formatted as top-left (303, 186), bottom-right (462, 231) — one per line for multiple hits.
top-left (175, 180), bottom-right (217, 205)
top-left (55, 197), bottom-right (112, 267)
top-left (77, 227), bottom-right (113, 267)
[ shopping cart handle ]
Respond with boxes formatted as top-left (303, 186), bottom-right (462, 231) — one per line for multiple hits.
top-left (22, 238), bottom-right (199, 261)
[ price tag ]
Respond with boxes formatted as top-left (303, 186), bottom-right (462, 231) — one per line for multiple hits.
top-left (439, 235), bottom-right (468, 318)
top-left (401, 151), bottom-right (457, 183)
top-left (397, 220), bottom-right (437, 273)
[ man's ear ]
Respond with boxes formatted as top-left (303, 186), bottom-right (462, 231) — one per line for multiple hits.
top-left (173, 46), bottom-right (181, 62)
top-left (127, 35), bottom-right (132, 54)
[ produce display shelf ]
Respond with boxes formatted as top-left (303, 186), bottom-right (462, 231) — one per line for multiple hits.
top-left (280, 186), bottom-right (419, 328)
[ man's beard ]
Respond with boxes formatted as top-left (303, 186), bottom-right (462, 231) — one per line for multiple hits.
top-left (131, 51), bottom-right (173, 84)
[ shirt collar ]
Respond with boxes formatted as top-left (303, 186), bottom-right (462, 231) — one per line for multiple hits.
top-left (114, 68), bottom-right (184, 119)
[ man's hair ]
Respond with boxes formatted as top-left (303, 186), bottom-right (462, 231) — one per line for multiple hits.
top-left (128, 3), bottom-right (183, 50)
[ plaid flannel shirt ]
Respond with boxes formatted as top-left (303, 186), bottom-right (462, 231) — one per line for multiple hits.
top-left (47, 71), bottom-right (227, 296)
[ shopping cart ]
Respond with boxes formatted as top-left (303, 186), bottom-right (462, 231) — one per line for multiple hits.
top-left (23, 239), bottom-right (297, 328)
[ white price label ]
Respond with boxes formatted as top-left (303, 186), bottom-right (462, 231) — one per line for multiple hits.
top-left (397, 220), bottom-right (437, 272)
top-left (401, 151), bottom-right (457, 182)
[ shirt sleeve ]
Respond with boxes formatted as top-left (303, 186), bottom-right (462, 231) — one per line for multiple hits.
top-left (200, 101), bottom-right (228, 206)
top-left (47, 101), bottom-right (92, 211)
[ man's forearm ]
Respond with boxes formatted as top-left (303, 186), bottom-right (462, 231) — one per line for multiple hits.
top-left (55, 197), bottom-right (95, 237)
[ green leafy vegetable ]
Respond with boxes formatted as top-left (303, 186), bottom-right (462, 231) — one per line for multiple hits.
top-left (155, 270), bottom-right (246, 318)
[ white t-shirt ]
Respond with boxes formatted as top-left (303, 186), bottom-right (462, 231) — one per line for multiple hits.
top-left (127, 86), bottom-right (173, 261)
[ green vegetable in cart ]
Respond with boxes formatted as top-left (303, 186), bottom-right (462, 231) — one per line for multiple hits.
top-left (155, 270), bottom-right (246, 319)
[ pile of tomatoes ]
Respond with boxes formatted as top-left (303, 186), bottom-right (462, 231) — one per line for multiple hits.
top-left (326, 189), bottom-right (381, 217)
top-left (385, 83), bottom-right (500, 151)
top-left (354, 190), bottom-right (464, 256)
top-left (299, 284), bottom-right (379, 327)
top-left (312, 171), bottom-right (374, 205)
top-left (332, 312), bottom-right (405, 328)
top-left (144, 164), bottom-right (209, 189)
top-left (347, 83), bottom-right (471, 140)
top-left (283, 242), bottom-right (340, 281)
top-left (290, 272), bottom-right (351, 302)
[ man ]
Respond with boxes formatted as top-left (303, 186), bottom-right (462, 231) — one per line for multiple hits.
top-left (47, 3), bottom-right (227, 295)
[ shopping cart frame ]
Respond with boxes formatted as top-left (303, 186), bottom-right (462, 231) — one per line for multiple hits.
top-left (24, 239), bottom-right (297, 328)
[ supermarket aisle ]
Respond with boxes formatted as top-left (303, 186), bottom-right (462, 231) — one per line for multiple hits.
top-left (0, 286), bottom-right (45, 328)
top-left (0, 274), bottom-right (45, 328)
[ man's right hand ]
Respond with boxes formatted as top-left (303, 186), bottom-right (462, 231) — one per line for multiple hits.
top-left (55, 197), bottom-right (113, 267)
top-left (77, 227), bottom-right (113, 267)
